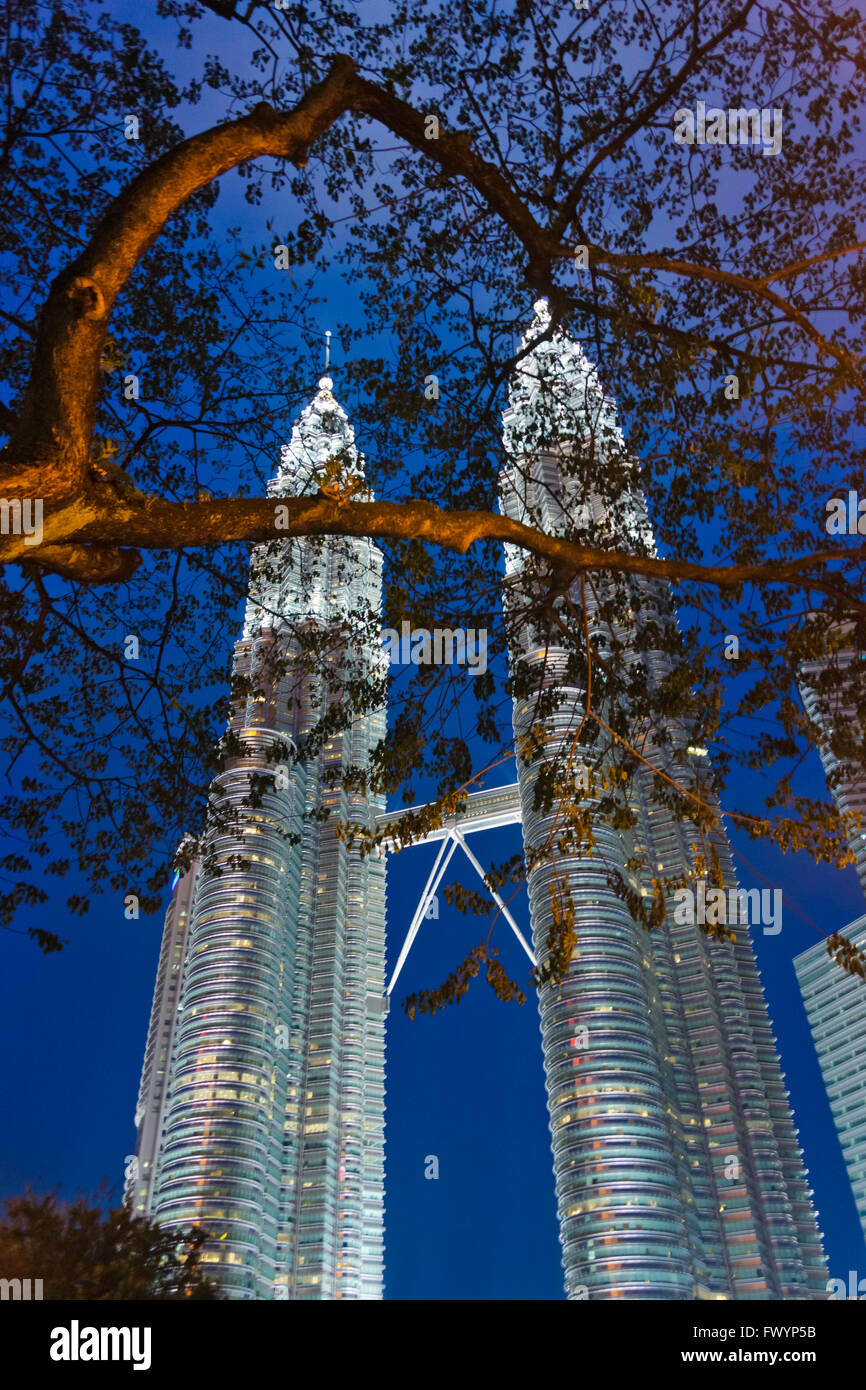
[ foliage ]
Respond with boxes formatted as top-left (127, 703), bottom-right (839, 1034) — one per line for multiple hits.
top-left (0, 1188), bottom-right (221, 1299)
top-left (1, 0), bottom-right (866, 998)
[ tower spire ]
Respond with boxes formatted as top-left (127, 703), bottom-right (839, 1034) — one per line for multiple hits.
top-left (324, 329), bottom-right (331, 371)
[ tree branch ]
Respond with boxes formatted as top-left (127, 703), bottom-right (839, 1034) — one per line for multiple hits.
top-left (0, 53), bottom-right (360, 500)
top-left (1, 46), bottom-right (862, 586)
top-left (4, 491), bottom-right (864, 611)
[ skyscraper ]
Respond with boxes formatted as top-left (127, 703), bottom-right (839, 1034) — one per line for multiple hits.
top-left (127, 860), bottom-right (200, 1219)
top-left (130, 309), bottom-right (827, 1302)
top-left (795, 632), bottom-right (866, 1245)
top-left (799, 634), bottom-right (866, 899)
top-left (795, 918), bottom-right (866, 1244)
top-left (127, 376), bottom-right (387, 1300)
top-left (498, 301), bottom-right (827, 1299)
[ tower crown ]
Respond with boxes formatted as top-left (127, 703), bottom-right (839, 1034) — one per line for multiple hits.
top-left (272, 373), bottom-right (366, 498)
top-left (501, 298), bottom-right (655, 556)
top-left (503, 296), bottom-right (624, 458)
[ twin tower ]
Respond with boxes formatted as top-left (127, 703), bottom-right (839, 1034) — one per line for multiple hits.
top-left (126, 304), bottom-right (827, 1300)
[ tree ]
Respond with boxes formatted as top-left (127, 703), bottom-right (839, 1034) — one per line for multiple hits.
top-left (0, 1188), bottom-right (221, 1298)
top-left (1, 0), bottom-right (866, 994)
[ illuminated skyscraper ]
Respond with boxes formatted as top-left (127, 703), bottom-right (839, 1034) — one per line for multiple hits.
top-left (130, 310), bottom-right (827, 1302)
top-left (127, 376), bottom-right (387, 1300)
top-left (499, 301), bottom-right (827, 1299)
top-left (795, 918), bottom-right (866, 1244)
top-left (795, 634), bottom-right (866, 1244)
top-left (799, 635), bottom-right (866, 898)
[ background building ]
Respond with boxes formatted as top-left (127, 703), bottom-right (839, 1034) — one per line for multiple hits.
top-left (795, 918), bottom-right (866, 1245)
top-left (799, 635), bottom-right (866, 899)
top-left (796, 629), bottom-right (866, 1246)
top-left (126, 862), bottom-right (200, 1219)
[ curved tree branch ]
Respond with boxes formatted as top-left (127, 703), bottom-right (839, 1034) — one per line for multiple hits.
top-left (1, 49), bottom-right (863, 589)
top-left (1, 53), bottom-right (360, 500)
top-left (3, 491), bottom-right (863, 614)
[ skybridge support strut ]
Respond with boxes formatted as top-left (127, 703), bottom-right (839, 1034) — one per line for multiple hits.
top-left (452, 828), bottom-right (536, 967)
top-left (386, 831), bottom-right (458, 996)
top-left (383, 783), bottom-right (534, 997)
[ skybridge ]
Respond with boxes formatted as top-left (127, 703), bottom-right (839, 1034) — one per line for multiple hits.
top-left (374, 782), bottom-right (535, 996)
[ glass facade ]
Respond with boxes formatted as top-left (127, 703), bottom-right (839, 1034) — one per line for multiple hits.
top-left (129, 378), bottom-right (387, 1299)
top-left (795, 918), bottom-right (866, 1243)
top-left (795, 639), bottom-right (866, 1245)
top-left (500, 303), bottom-right (826, 1300)
top-left (799, 639), bottom-right (866, 900)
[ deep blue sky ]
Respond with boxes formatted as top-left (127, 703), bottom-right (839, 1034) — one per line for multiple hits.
top-left (1, 0), bottom-right (865, 1300)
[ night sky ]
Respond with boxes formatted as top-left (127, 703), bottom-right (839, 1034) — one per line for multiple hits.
top-left (2, 0), bottom-right (865, 1301)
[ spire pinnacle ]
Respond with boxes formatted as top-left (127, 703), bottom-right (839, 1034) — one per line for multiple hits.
top-left (532, 297), bottom-right (551, 326)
